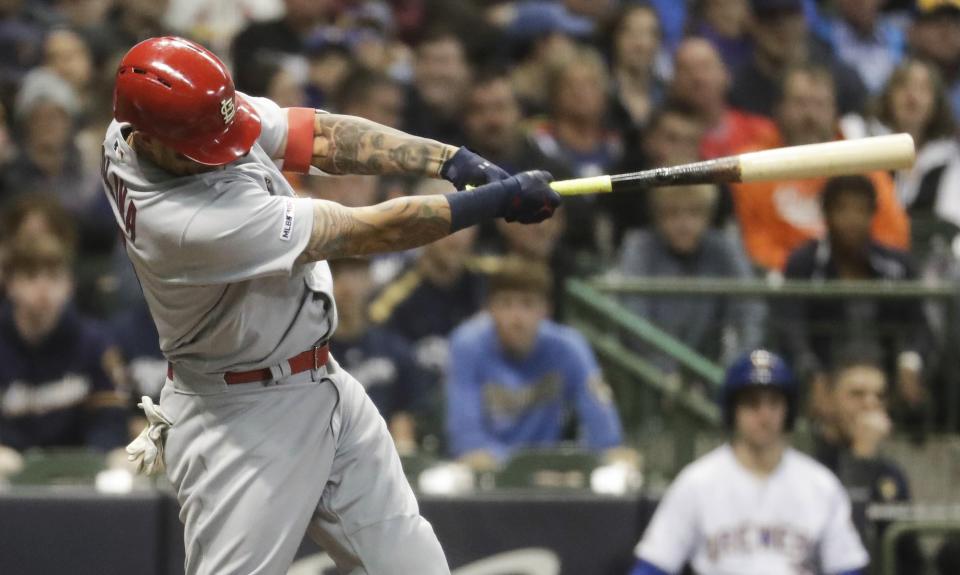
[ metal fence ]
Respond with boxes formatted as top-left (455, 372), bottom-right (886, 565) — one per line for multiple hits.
top-left (564, 276), bottom-right (960, 479)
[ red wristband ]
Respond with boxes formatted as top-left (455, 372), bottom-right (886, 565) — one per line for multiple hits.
top-left (283, 107), bottom-right (314, 174)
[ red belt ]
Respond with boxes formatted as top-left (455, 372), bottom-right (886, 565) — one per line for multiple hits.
top-left (166, 344), bottom-right (330, 385)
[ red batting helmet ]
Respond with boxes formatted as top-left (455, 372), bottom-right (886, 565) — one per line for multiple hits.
top-left (113, 36), bottom-right (261, 166)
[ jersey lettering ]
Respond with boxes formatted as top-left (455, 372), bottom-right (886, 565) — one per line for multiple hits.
top-left (101, 146), bottom-right (138, 243)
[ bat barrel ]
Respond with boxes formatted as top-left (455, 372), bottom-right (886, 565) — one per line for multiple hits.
top-left (737, 133), bottom-right (915, 182)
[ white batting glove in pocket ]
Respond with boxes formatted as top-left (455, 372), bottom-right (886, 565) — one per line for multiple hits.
top-left (126, 396), bottom-right (173, 475)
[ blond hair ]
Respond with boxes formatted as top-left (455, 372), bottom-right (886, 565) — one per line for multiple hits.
top-left (649, 184), bottom-right (718, 211)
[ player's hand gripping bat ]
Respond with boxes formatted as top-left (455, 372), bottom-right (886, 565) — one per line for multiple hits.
top-left (545, 134), bottom-right (916, 196)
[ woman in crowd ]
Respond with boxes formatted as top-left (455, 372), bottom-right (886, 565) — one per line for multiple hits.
top-left (843, 59), bottom-right (959, 233)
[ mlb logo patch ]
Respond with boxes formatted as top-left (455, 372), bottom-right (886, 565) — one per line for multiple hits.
top-left (280, 198), bottom-right (295, 241)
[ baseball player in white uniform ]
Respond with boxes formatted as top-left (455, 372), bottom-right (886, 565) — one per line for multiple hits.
top-left (104, 37), bottom-right (560, 575)
top-left (630, 350), bottom-right (869, 575)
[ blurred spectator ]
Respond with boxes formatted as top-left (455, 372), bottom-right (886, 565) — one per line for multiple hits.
top-left (369, 225), bottom-right (483, 353)
top-left (0, 0), bottom-right (48, 110)
top-left (463, 70), bottom-right (570, 178)
top-left (165, 0), bottom-right (284, 55)
top-left (729, 0), bottom-right (867, 118)
top-left (688, 0), bottom-right (754, 72)
top-left (42, 25), bottom-right (109, 180)
top-left (820, 0), bottom-right (905, 94)
top-left (908, 0), bottom-right (960, 123)
top-left (505, 3), bottom-right (583, 115)
top-left (731, 65), bottom-right (909, 271)
top-left (605, 101), bottom-right (706, 241)
top-left (0, 100), bottom-right (15, 168)
top-left (42, 28), bottom-right (94, 112)
top-left (303, 27), bottom-right (353, 110)
top-left (334, 66), bottom-right (404, 127)
top-left (231, 0), bottom-right (331, 99)
top-left (109, 297), bottom-right (164, 404)
top-left (446, 257), bottom-right (623, 470)
top-left (487, 208), bottom-right (579, 319)
top-left (529, 47), bottom-right (619, 255)
top-left (51, 0), bottom-right (114, 30)
top-left (0, 193), bottom-right (78, 282)
top-left (235, 54), bottom-right (306, 108)
top-left (530, 47), bottom-right (621, 179)
top-left (369, 223), bottom-right (485, 443)
top-left (630, 349), bottom-right (868, 575)
top-left (778, 175), bottom-right (929, 421)
top-left (813, 344), bottom-right (924, 574)
top-left (329, 258), bottom-right (424, 455)
top-left (670, 36), bottom-right (779, 160)
top-left (605, 3), bottom-right (664, 134)
top-left (0, 235), bottom-right (127, 453)
top-left (339, 1), bottom-right (412, 81)
top-left (625, 101), bottom-right (705, 174)
top-left (814, 345), bottom-right (905, 494)
top-left (99, 0), bottom-right (173, 55)
top-left (617, 184), bottom-right (764, 373)
top-left (843, 59), bottom-right (960, 237)
top-left (403, 27), bottom-right (471, 144)
top-left (461, 70), bottom-right (584, 259)
top-left (2, 68), bottom-right (100, 212)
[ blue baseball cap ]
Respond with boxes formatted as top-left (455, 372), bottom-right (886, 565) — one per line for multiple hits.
top-left (507, 2), bottom-right (594, 40)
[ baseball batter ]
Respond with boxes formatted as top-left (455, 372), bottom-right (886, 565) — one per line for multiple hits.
top-left (103, 37), bottom-right (559, 575)
top-left (630, 350), bottom-right (869, 575)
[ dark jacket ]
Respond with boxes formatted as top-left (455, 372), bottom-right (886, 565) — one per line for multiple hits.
top-left (0, 305), bottom-right (127, 451)
top-left (778, 239), bottom-right (930, 379)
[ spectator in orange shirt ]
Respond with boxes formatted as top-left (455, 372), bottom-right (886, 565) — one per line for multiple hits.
top-left (730, 65), bottom-right (909, 272)
top-left (670, 37), bottom-right (779, 160)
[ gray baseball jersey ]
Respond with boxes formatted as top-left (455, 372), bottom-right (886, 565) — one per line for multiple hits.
top-left (101, 94), bottom-right (335, 381)
top-left (103, 96), bottom-right (449, 574)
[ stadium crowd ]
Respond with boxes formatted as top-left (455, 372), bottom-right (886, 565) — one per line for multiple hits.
top-left (0, 0), bottom-right (959, 558)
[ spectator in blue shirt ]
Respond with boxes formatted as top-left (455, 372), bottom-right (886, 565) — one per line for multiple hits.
top-left (0, 235), bottom-right (127, 455)
top-left (820, 0), bottom-right (905, 93)
top-left (446, 257), bottom-right (623, 470)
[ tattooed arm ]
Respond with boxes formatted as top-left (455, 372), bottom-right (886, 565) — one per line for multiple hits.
top-left (296, 195), bottom-right (452, 264)
top-left (295, 170), bottom-right (560, 264)
top-left (310, 112), bottom-right (457, 177)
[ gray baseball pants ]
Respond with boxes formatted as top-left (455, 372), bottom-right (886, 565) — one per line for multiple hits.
top-left (159, 356), bottom-right (450, 575)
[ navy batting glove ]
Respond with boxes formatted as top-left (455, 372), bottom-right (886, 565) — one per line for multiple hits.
top-left (440, 146), bottom-right (510, 189)
top-left (502, 170), bottom-right (560, 224)
top-left (447, 170), bottom-right (560, 232)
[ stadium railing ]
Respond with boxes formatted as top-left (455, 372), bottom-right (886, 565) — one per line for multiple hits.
top-left (565, 275), bottom-right (960, 478)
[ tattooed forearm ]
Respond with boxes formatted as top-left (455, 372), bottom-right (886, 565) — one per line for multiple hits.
top-left (312, 113), bottom-right (457, 177)
top-left (296, 195), bottom-right (453, 264)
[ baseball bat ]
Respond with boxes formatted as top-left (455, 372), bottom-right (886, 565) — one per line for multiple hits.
top-left (550, 133), bottom-right (916, 196)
